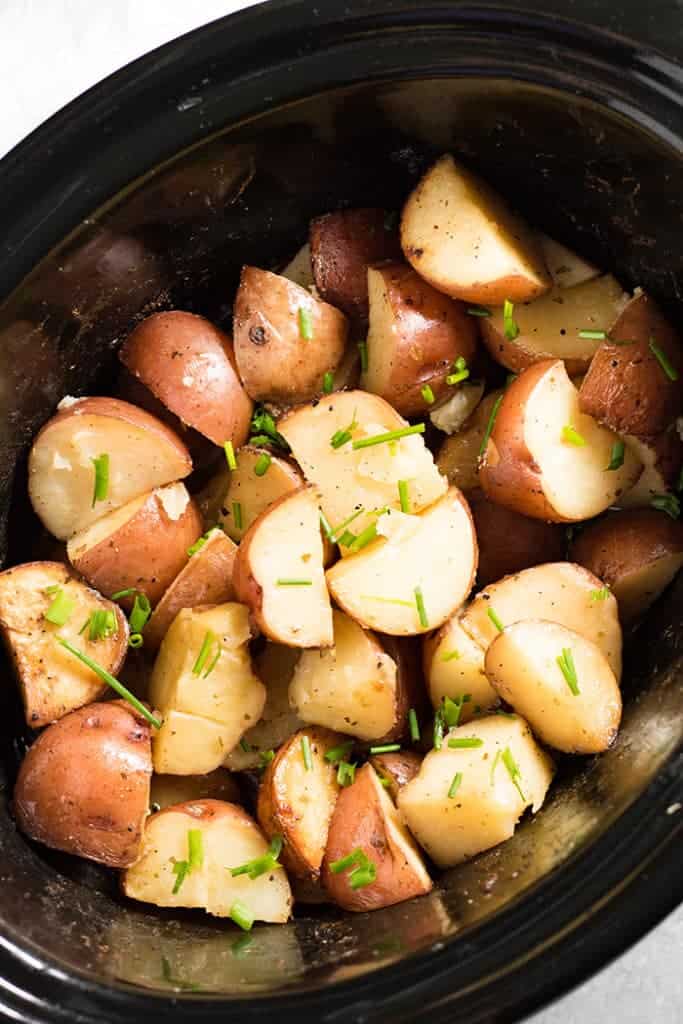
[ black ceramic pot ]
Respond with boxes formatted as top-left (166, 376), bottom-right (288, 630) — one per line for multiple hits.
top-left (0, 2), bottom-right (681, 1022)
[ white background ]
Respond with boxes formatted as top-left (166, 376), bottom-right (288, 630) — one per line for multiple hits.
top-left (0, 1), bottom-right (681, 1021)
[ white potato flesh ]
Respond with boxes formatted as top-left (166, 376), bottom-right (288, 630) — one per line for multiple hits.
top-left (461, 562), bottom-right (622, 679)
top-left (523, 362), bottom-right (641, 519)
top-left (429, 382), bottom-right (485, 435)
top-left (423, 614), bottom-right (498, 720)
top-left (289, 610), bottom-right (398, 740)
top-left (278, 390), bottom-right (446, 543)
top-left (398, 714), bottom-right (554, 867)
top-left (326, 487), bottom-right (477, 636)
top-left (485, 620), bottom-right (622, 753)
top-left (280, 243), bottom-right (314, 289)
top-left (123, 800), bottom-right (292, 923)
top-left (215, 447), bottom-right (303, 542)
top-left (149, 603), bottom-right (266, 773)
top-left (537, 234), bottom-right (601, 288)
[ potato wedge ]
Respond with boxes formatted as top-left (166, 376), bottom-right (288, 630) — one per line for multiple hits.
top-left (289, 610), bottom-right (398, 741)
top-left (279, 390), bottom-right (447, 543)
top-left (310, 207), bottom-right (401, 326)
top-left (0, 561), bottom-right (128, 727)
top-left (363, 262), bottom-right (478, 416)
top-left (233, 266), bottom-right (348, 403)
top-left (569, 509), bottom-right (683, 624)
top-left (537, 234), bottom-right (600, 288)
top-left (67, 483), bottom-right (202, 607)
top-left (369, 751), bottom-right (422, 801)
top-left (29, 396), bottom-right (192, 540)
top-left (479, 275), bottom-right (627, 375)
top-left (485, 620), bottom-right (621, 753)
top-left (119, 311), bottom-right (253, 447)
top-left (214, 446), bottom-right (304, 543)
top-left (398, 714), bottom-right (554, 867)
top-left (257, 726), bottom-right (344, 879)
top-left (479, 360), bottom-right (641, 521)
top-left (422, 613), bottom-right (498, 719)
top-left (436, 390), bottom-right (503, 493)
top-left (617, 430), bottom-right (683, 509)
top-left (15, 700), bottom-right (151, 867)
top-left (123, 799), bottom-right (293, 923)
top-left (150, 768), bottom-right (240, 811)
top-left (145, 528), bottom-right (238, 652)
top-left (326, 487), bottom-right (477, 636)
top-left (467, 489), bottom-right (565, 587)
top-left (429, 381), bottom-right (485, 436)
top-left (233, 486), bottom-right (333, 648)
top-left (280, 242), bottom-right (314, 289)
top-left (579, 291), bottom-right (683, 437)
top-left (400, 154), bottom-right (551, 304)
top-left (322, 762), bottom-right (432, 911)
top-left (224, 643), bottom-right (302, 771)
top-left (149, 603), bottom-right (266, 774)
top-left (460, 561), bottom-right (622, 679)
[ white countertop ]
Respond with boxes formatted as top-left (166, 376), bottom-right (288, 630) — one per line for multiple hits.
top-left (1, 1), bottom-right (681, 1020)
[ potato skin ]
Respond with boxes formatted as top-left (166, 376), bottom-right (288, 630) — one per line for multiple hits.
top-left (579, 292), bottom-right (683, 437)
top-left (310, 207), bottom-right (401, 326)
top-left (467, 489), bottom-right (565, 586)
top-left (369, 751), bottom-right (422, 801)
top-left (14, 700), bottom-right (152, 867)
top-left (376, 637), bottom-right (427, 744)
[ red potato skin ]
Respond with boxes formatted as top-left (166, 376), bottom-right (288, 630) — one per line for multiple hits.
top-left (119, 311), bottom-right (253, 447)
top-left (579, 292), bottom-right (683, 437)
top-left (366, 261), bottom-right (479, 416)
top-left (69, 490), bottom-right (203, 607)
top-left (369, 751), bottom-right (422, 801)
top-left (322, 763), bottom-right (432, 912)
top-left (145, 531), bottom-right (238, 651)
top-left (310, 208), bottom-right (402, 326)
top-left (375, 637), bottom-right (427, 744)
top-left (14, 701), bottom-right (152, 868)
top-left (467, 489), bottom-right (565, 586)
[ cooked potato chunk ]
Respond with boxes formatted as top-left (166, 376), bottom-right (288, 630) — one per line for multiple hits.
top-left (398, 715), bottom-right (554, 867)
top-left (326, 487), bottom-right (477, 636)
top-left (429, 381), bottom-right (485, 436)
top-left (322, 763), bottom-right (432, 911)
top-left (150, 768), bottom-right (240, 810)
top-left (257, 726), bottom-right (344, 880)
top-left (401, 154), bottom-right (551, 304)
top-left (15, 700), bottom-right (151, 867)
top-left (369, 751), bottom-right (422, 801)
top-left (485, 620), bottom-right (622, 753)
top-left (422, 613), bottom-right (498, 719)
top-left (123, 799), bottom-right (293, 923)
top-left (149, 603), bottom-right (266, 773)
top-left (213, 446), bottom-right (303, 542)
top-left (617, 430), bottom-right (682, 509)
top-left (280, 242), bottom-right (314, 289)
top-left (0, 561), bottom-right (128, 726)
top-left (537, 234), bottom-right (600, 288)
top-left (436, 390), bottom-right (503, 493)
top-left (233, 486), bottom-right (333, 648)
top-left (479, 360), bottom-right (642, 521)
top-left (467, 489), bottom-right (565, 587)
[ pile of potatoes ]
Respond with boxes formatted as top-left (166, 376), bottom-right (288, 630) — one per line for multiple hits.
top-left (2, 153), bottom-right (682, 930)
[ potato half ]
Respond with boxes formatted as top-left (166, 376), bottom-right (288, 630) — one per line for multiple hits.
top-left (537, 234), bottom-right (600, 289)
top-left (422, 613), bottom-right (498, 719)
top-left (467, 489), bottom-right (565, 587)
top-left (214, 446), bottom-right (304, 543)
top-left (400, 154), bottom-right (551, 304)
top-left (280, 242), bottom-right (314, 289)
top-left (0, 561), bottom-right (128, 727)
top-left (485, 619), bottom-right (622, 753)
top-left (436, 390), bottom-right (503, 493)
top-left (398, 714), bottom-right (554, 867)
top-left (479, 360), bottom-right (641, 521)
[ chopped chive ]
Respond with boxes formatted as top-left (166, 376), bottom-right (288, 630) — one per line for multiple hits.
top-left (433, 710), bottom-right (444, 750)
top-left (203, 645), bottom-right (223, 679)
top-left (129, 593), bottom-right (151, 634)
top-left (442, 694), bottom-right (470, 728)
top-left (330, 411), bottom-right (358, 449)
top-left (360, 594), bottom-right (414, 608)
top-left (421, 384), bottom-right (435, 405)
top-left (87, 609), bottom-right (117, 642)
top-left (301, 735), bottom-right (313, 771)
top-left (349, 866), bottom-right (377, 890)
top-left (440, 649), bottom-right (461, 662)
top-left (44, 584), bottom-right (61, 596)
top-left (188, 829), bottom-right (204, 872)
top-left (187, 532), bottom-right (210, 557)
top-left (506, 373), bottom-right (518, 388)
top-left (649, 337), bottom-right (679, 381)
top-left (502, 746), bottom-right (525, 801)
top-left (352, 423), bottom-right (425, 450)
top-left (414, 586), bottom-right (428, 628)
top-left (231, 835), bottom-right (283, 879)
top-left (503, 299), bottom-right (519, 341)
top-left (323, 371), bottom-right (334, 394)
top-left (329, 507), bottom-right (364, 543)
top-left (330, 849), bottom-right (364, 874)
top-left (578, 329), bottom-right (606, 340)
top-left (490, 748), bottom-right (502, 785)
top-left (239, 738), bottom-right (254, 753)
top-left (561, 425), bottom-right (586, 447)
top-left (651, 493), bottom-right (680, 520)
top-left (230, 900), bottom-right (254, 932)
top-left (557, 646), bottom-right (580, 695)
top-left (337, 761), bottom-right (356, 787)
top-left (446, 368), bottom-right (470, 386)
top-left (325, 741), bottom-right (354, 764)
top-left (606, 440), bottom-right (625, 471)
top-left (259, 749), bottom-right (275, 767)
top-left (249, 407), bottom-right (291, 452)
top-left (319, 509), bottom-right (334, 540)
top-left (253, 452), bottom-right (272, 477)
top-left (398, 479), bottom-right (410, 513)
top-left (129, 633), bottom-right (143, 648)
top-left (388, 440), bottom-right (398, 455)
top-left (478, 394), bottom-right (504, 456)
top-left (44, 588), bottom-right (75, 627)
top-left (298, 306), bottom-right (314, 340)
top-left (337, 530), bottom-right (357, 547)
top-left (408, 708), bottom-right (420, 742)
top-left (487, 607), bottom-right (504, 633)
top-left (192, 630), bottom-right (216, 676)
top-left (231, 934), bottom-right (253, 958)
top-left (91, 453), bottom-right (109, 507)
top-left (111, 587), bottom-right (137, 600)
top-left (276, 578), bottom-right (312, 586)
top-left (369, 743), bottom-right (401, 755)
top-left (590, 586), bottom-right (610, 602)
top-left (448, 772), bottom-right (463, 799)
top-left (348, 522), bottom-right (377, 552)
top-left (172, 860), bottom-right (190, 894)
top-left (377, 772), bottom-right (391, 788)
top-left (329, 848), bottom-right (377, 889)
top-left (467, 306), bottom-right (491, 317)
top-left (358, 341), bottom-right (368, 373)
top-left (232, 501), bottom-right (243, 530)
top-left (55, 637), bottom-right (160, 728)
top-left (447, 737), bottom-right (483, 749)
top-left (224, 440), bottom-right (237, 471)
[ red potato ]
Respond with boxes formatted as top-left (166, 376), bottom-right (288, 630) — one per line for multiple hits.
top-left (310, 207), bottom-right (402, 326)
top-left (233, 266), bottom-right (348, 403)
top-left (479, 360), bottom-right (642, 521)
top-left (322, 763), bottom-right (432, 912)
top-left (569, 509), bottom-right (683, 624)
top-left (14, 700), bottom-right (152, 867)
top-left (145, 528), bottom-right (238, 651)
top-left (215, 446), bottom-right (304, 543)
top-left (618, 430), bottom-right (683, 508)
top-left (579, 291), bottom-right (683, 437)
top-left (28, 396), bottom-right (192, 540)
top-left (436, 390), bottom-right (503, 493)
top-left (67, 483), bottom-right (202, 607)
top-left (119, 311), bottom-right (253, 447)
top-left (369, 751), bottom-right (422, 802)
top-left (422, 612), bottom-right (498, 719)
top-left (537, 234), bottom-right (600, 288)
top-left (363, 261), bottom-right (478, 416)
top-left (467, 489), bottom-right (565, 586)
top-left (400, 154), bottom-right (551, 305)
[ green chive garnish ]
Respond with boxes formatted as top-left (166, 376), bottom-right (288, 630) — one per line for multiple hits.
top-left (330, 411), bottom-right (358, 449)
top-left (414, 586), bottom-right (428, 628)
top-left (360, 594), bottom-right (414, 607)
top-left (249, 407), bottom-right (290, 452)
top-left (188, 829), bottom-right (204, 871)
top-left (301, 735), bottom-right (312, 771)
top-left (421, 384), bottom-right (435, 405)
top-left (649, 337), bottom-right (679, 381)
top-left (447, 737), bottom-right (483, 749)
top-left (90, 453), bottom-right (109, 508)
top-left (478, 394), bottom-right (504, 457)
top-left (590, 586), bottom-right (610, 602)
top-left (561, 425), bottom-right (586, 447)
top-left (448, 772), bottom-right (463, 799)
top-left (319, 509), bottom-right (334, 540)
top-left (557, 646), bottom-right (580, 695)
top-left (329, 507), bottom-right (364, 543)
top-left (398, 479), bottom-right (410, 513)
top-left (187, 532), bottom-right (210, 557)
top-left (129, 593), bottom-right (151, 634)
top-left (408, 708), bottom-right (420, 742)
top-left (203, 645), bottom-right (222, 679)
top-left (254, 452), bottom-right (272, 477)
top-left (352, 423), bottom-right (425, 450)
top-left (651, 493), bottom-right (680, 519)
top-left (606, 440), bottom-right (625, 471)
top-left (224, 440), bottom-right (237, 471)
top-left (348, 522), bottom-right (377, 552)
top-left (276, 578), bottom-right (313, 586)
top-left (467, 306), bottom-right (491, 317)
top-left (44, 587), bottom-right (75, 627)
top-left (502, 746), bottom-right (525, 801)
top-left (239, 738), bottom-right (253, 753)
top-left (232, 501), bottom-right (243, 530)
top-left (337, 761), bottom-right (356, 787)
top-left (129, 633), bottom-right (143, 648)
top-left (230, 900), bottom-right (254, 932)
top-left (87, 609), bottom-right (117, 642)
top-left (503, 299), bottom-right (519, 341)
top-left (231, 835), bottom-right (282, 879)
top-left (329, 849), bottom-right (377, 889)
top-left (298, 306), bottom-right (314, 340)
top-left (172, 860), bottom-right (189, 894)
top-left (259, 749), bottom-right (275, 768)
top-left (446, 355), bottom-right (470, 386)
top-left (323, 371), bottom-right (334, 394)
top-left (56, 637), bottom-right (160, 728)
top-left (358, 341), bottom-right (368, 373)
top-left (111, 587), bottom-right (137, 600)
top-left (369, 743), bottom-right (401, 755)
top-left (578, 329), bottom-right (606, 340)
top-left (440, 649), bottom-right (461, 662)
top-left (192, 630), bottom-right (216, 676)
top-left (442, 694), bottom-right (470, 728)
top-left (487, 607), bottom-right (504, 633)
top-left (325, 740), bottom-right (354, 764)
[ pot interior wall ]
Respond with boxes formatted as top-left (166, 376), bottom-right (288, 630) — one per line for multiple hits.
top-left (0, 76), bottom-right (681, 997)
